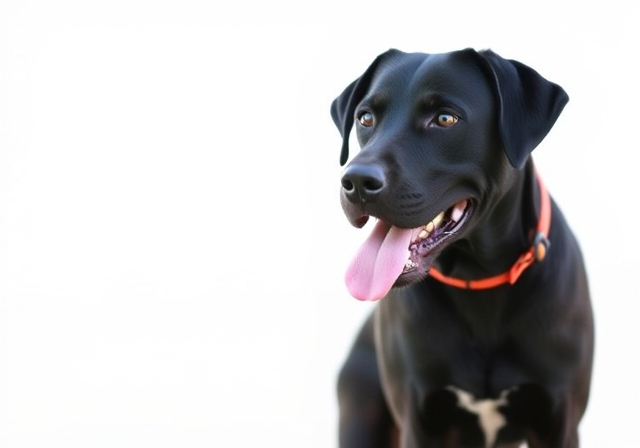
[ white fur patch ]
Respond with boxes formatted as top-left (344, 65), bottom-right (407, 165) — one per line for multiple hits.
top-left (446, 386), bottom-right (516, 448)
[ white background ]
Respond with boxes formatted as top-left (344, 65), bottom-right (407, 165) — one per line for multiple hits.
top-left (0, 1), bottom-right (638, 447)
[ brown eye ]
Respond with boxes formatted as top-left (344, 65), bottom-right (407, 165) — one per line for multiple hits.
top-left (437, 113), bottom-right (458, 127)
top-left (358, 111), bottom-right (374, 127)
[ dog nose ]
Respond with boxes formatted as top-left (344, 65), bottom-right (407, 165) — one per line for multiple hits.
top-left (341, 164), bottom-right (386, 202)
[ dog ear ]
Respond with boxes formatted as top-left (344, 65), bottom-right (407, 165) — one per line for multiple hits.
top-left (331, 49), bottom-right (399, 166)
top-left (477, 49), bottom-right (569, 169)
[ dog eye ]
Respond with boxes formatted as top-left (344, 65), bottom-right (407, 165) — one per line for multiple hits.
top-left (358, 111), bottom-right (375, 127)
top-left (436, 113), bottom-right (458, 127)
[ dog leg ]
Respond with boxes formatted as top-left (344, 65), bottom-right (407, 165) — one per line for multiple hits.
top-left (337, 312), bottom-right (397, 448)
top-left (525, 421), bottom-right (579, 448)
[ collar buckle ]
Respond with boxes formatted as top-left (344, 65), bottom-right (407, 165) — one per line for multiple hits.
top-left (532, 231), bottom-right (550, 262)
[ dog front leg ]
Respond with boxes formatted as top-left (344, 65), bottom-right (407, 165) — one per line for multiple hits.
top-left (524, 401), bottom-right (581, 448)
top-left (337, 313), bottom-right (398, 448)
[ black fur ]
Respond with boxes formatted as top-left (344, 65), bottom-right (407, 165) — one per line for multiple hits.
top-left (332, 48), bottom-right (593, 448)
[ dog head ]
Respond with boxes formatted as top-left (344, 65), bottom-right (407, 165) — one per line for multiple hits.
top-left (330, 48), bottom-right (568, 301)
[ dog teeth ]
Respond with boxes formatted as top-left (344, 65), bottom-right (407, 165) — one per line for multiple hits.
top-left (417, 211), bottom-right (446, 240)
top-left (451, 200), bottom-right (467, 222)
top-left (425, 222), bottom-right (434, 233)
top-left (407, 203), bottom-right (467, 263)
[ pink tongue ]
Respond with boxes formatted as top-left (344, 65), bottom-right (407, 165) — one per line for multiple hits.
top-left (345, 220), bottom-right (414, 301)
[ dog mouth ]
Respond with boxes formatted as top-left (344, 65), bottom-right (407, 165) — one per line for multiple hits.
top-left (344, 199), bottom-right (472, 301)
top-left (402, 199), bottom-right (469, 275)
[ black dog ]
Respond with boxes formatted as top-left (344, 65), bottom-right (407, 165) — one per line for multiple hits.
top-left (331, 48), bottom-right (594, 448)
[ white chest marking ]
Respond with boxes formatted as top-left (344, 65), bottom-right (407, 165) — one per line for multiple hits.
top-left (447, 386), bottom-right (513, 448)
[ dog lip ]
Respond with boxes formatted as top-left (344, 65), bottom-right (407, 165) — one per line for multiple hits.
top-left (354, 215), bottom-right (370, 228)
top-left (344, 212), bottom-right (370, 228)
top-left (345, 198), bottom-right (473, 231)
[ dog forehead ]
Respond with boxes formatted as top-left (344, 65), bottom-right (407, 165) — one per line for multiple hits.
top-left (368, 50), bottom-right (491, 105)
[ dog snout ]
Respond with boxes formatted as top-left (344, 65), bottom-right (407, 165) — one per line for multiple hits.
top-left (341, 164), bottom-right (386, 203)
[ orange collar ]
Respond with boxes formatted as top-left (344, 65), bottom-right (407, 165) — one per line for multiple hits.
top-left (428, 170), bottom-right (551, 290)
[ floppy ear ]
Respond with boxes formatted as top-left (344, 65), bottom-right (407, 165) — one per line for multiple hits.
top-left (331, 49), bottom-right (399, 166)
top-left (477, 49), bottom-right (569, 169)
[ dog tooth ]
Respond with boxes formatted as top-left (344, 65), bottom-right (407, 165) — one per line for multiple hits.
top-left (451, 200), bottom-right (467, 222)
top-left (425, 222), bottom-right (434, 233)
top-left (418, 229), bottom-right (429, 239)
top-left (432, 211), bottom-right (445, 228)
